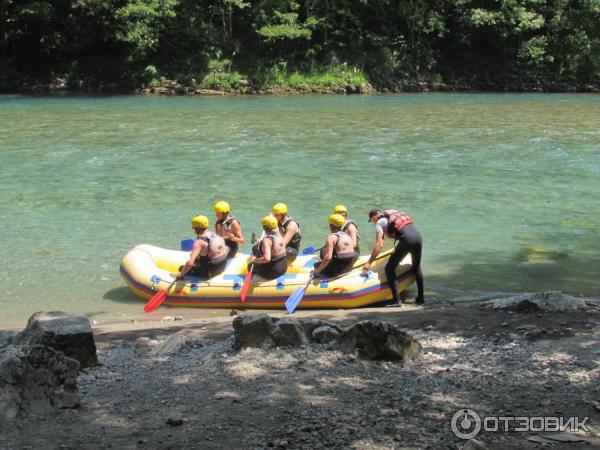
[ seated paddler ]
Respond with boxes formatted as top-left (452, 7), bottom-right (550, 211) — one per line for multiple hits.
top-left (177, 215), bottom-right (230, 280)
top-left (248, 215), bottom-right (288, 280)
top-left (213, 200), bottom-right (244, 258)
top-left (313, 214), bottom-right (359, 278)
top-left (272, 202), bottom-right (301, 258)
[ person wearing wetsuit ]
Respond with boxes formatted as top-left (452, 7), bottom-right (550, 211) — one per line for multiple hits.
top-left (363, 208), bottom-right (424, 307)
top-left (272, 202), bottom-right (301, 258)
top-left (332, 204), bottom-right (360, 254)
top-left (313, 214), bottom-right (359, 278)
top-left (214, 200), bottom-right (244, 258)
top-left (249, 215), bottom-right (288, 280)
top-left (177, 215), bottom-right (230, 279)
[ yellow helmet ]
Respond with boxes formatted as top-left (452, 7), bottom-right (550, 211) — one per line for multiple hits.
top-left (191, 215), bottom-right (209, 229)
top-left (328, 213), bottom-right (346, 228)
top-left (332, 204), bottom-right (348, 214)
top-left (272, 202), bottom-right (288, 215)
top-left (213, 201), bottom-right (230, 213)
top-left (261, 215), bottom-right (278, 229)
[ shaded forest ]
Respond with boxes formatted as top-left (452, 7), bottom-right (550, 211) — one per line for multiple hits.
top-left (1, 0), bottom-right (599, 92)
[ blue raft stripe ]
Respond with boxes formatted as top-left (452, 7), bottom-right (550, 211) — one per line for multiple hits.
top-left (303, 259), bottom-right (317, 268)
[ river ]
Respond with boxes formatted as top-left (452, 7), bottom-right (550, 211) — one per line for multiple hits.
top-left (1, 93), bottom-right (598, 327)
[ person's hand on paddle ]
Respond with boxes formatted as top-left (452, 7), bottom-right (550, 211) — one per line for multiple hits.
top-left (362, 262), bottom-right (372, 273)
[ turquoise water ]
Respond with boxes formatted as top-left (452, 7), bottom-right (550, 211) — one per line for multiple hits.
top-left (1, 94), bottom-right (599, 326)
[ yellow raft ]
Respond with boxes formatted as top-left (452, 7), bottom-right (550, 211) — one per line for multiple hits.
top-left (120, 244), bottom-right (415, 309)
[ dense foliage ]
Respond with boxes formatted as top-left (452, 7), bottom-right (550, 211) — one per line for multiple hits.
top-left (1, 0), bottom-right (598, 91)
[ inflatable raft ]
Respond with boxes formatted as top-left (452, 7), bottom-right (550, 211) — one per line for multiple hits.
top-left (120, 244), bottom-right (415, 309)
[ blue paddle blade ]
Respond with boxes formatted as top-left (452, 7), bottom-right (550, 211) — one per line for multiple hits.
top-left (285, 286), bottom-right (306, 314)
top-left (302, 246), bottom-right (316, 255)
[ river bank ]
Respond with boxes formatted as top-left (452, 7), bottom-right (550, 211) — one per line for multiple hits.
top-left (2, 295), bottom-right (599, 449)
top-left (10, 76), bottom-right (600, 95)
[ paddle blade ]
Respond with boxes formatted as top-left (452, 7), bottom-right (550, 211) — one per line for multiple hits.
top-left (240, 266), bottom-right (253, 303)
top-left (285, 286), bottom-right (306, 314)
top-left (302, 246), bottom-right (316, 255)
top-left (144, 290), bottom-right (167, 313)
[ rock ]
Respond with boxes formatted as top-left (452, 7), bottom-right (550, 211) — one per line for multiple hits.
top-left (166, 418), bottom-right (183, 426)
top-left (335, 321), bottom-right (422, 362)
top-left (232, 314), bottom-right (276, 349)
top-left (14, 312), bottom-right (98, 369)
top-left (300, 319), bottom-right (339, 338)
top-left (0, 345), bottom-right (80, 420)
top-left (479, 292), bottom-right (599, 313)
top-left (462, 438), bottom-right (488, 450)
top-left (0, 330), bottom-right (18, 349)
top-left (271, 317), bottom-right (309, 347)
top-left (311, 326), bottom-right (341, 344)
top-left (154, 333), bottom-right (192, 355)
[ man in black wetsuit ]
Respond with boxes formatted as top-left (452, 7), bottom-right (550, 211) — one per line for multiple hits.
top-left (363, 208), bottom-right (424, 307)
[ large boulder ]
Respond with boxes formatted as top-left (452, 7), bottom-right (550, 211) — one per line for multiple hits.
top-left (335, 321), bottom-right (423, 362)
top-left (13, 311), bottom-right (98, 369)
top-left (479, 292), bottom-right (600, 313)
top-left (232, 314), bottom-right (277, 349)
top-left (0, 345), bottom-right (80, 420)
top-left (271, 317), bottom-right (309, 347)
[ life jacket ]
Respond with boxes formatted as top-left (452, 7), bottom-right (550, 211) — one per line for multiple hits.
top-left (217, 215), bottom-right (239, 233)
top-left (252, 235), bottom-right (286, 261)
top-left (384, 211), bottom-right (413, 237)
top-left (332, 231), bottom-right (355, 259)
top-left (280, 217), bottom-right (301, 250)
top-left (341, 220), bottom-right (360, 247)
top-left (195, 232), bottom-right (226, 263)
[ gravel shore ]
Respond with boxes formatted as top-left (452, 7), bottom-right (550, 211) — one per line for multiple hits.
top-left (1, 300), bottom-right (599, 450)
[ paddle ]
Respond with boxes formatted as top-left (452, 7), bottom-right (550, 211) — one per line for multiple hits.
top-left (302, 246), bottom-right (316, 255)
top-left (144, 278), bottom-right (177, 313)
top-left (285, 275), bottom-right (314, 314)
top-left (240, 263), bottom-right (253, 303)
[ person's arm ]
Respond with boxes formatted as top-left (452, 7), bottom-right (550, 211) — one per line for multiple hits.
top-left (363, 230), bottom-right (384, 271)
top-left (227, 219), bottom-right (245, 244)
top-left (253, 239), bottom-right (272, 264)
top-left (313, 236), bottom-right (335, 275)
top-left (282, 221), bottom-right (299, 247)
top-left (177, 240), bottom-right (204, 278)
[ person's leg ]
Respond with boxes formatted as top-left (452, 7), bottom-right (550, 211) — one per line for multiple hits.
top-left (385, 242), bottom-right (409, 305)
top-left (410, 243), bottom-right (424, 303)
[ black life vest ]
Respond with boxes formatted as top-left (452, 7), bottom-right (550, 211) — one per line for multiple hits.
top-left (280, 217), bottom-right (301, 249)
top-left (217, 215), bottom-right (239, 233)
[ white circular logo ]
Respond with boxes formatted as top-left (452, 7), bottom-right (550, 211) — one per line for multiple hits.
top-left (451, 409), bottom-right (482, 439)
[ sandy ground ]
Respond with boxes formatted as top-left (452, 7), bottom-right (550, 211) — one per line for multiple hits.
top-left (1, 301), bottom-right (599, 449)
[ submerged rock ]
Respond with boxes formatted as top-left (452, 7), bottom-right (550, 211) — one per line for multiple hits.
top-left (14, 311), bottom-right (98, 369)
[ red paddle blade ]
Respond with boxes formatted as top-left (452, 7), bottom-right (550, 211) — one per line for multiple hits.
top-left (144, 290), bottom-right (168, 313)
top-left (240, 267), bottom-right (253, 303)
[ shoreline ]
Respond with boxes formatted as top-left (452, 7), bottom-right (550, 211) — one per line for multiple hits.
top-left (2, 299), bottom-right (599, 449)
top-left (4, 78), bottom-right (600, 96)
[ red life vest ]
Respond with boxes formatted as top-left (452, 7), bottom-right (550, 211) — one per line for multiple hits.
top-left (384, 211), bottom-right (413, 236)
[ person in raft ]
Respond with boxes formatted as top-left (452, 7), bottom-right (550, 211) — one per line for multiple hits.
top-left (272, 202), bottom-right (301, 258)
top-left (313, 213), bottom-right (359, 278)
top-left (248, 215), bottom-right (288, 280)
top-left (332, 204), bottom-right (360, 254)
top-left (177, 215), bottom-right (230, 279)
top-left (213, 200), bottom-right (244, 258)
top-left (363, 209), bottom-right (424, 306)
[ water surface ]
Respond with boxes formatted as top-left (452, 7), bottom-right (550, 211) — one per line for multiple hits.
top-left (1, 93), bottom-right (598, 327)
